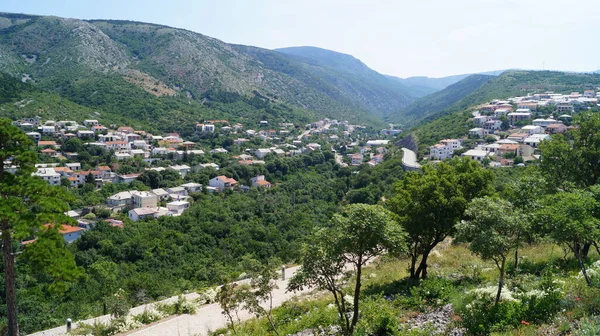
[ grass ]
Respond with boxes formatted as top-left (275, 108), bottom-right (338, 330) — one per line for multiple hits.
top-left (211, 241), bottom-right (600, 336)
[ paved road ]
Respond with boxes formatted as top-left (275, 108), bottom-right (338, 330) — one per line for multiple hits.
top-left (29, 266), bottom-right (305, 336)
top-left (127, 266), bottom-right (307, 336)
top-left (401, 148), bottom-right (421, 171)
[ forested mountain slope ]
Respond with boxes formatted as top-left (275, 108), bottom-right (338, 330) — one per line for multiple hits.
top-left (0, 13), bottom-right (429, 126)
top-left (410, 70), bottom-right (600, 146)
top-left (390, 74), bottom-right (494, 126)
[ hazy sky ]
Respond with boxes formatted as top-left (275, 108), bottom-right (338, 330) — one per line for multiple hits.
top-left (2, 0), bottom-right (599, 78)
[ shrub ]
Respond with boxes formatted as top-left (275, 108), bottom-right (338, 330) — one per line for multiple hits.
top-left (575, 316), bottom-right (600, 336)
top-left (518, 272), bottom-right (563, 324)
top-left (459, 299), bottom-right (524, 335)
top-left (354, 296), bottom-right (401, 336)
top-left (133, 308), bottom-right (166, 324)
top-left (400, 277), bottom-right (454, 310)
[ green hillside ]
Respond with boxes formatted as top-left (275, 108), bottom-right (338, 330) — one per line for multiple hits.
top-left (0, 71), bottom-right (316, 135)
top-left (0, 14), bottom-right (418, 127)
top-left (272, 46), bottom-right (417, 120)
top-left (390, 74), bottom-right (494, 126)
top-left (411, 70), bottom-right (600, 147)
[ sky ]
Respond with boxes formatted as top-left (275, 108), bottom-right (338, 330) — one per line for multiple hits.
top-left (2, 0), bottom-right (599, 78)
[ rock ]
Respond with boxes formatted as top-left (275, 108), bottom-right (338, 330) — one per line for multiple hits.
top-left (405, 304), bottom-right (465, 335)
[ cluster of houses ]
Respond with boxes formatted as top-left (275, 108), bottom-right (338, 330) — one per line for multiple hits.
top-left (102, 174), bottom-right (272, 222)
top-left (348, 140), bottom-right (389, 166)
top-left (10, 115), bottom-right (391, 189)
top-left (428, 90), bottom-right (598, 167)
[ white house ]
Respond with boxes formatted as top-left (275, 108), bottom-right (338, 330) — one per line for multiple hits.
top-left (484, 120), bottom-right (502, 131)
top-left (255, 148), bottom-right (272, 159)
top-left (523, 134), bottom-right (550, 148)
top-left (83, 120), bottom-right (99, 127)
top-left (209, 176), bottom-right (238, 191)
top-left (462, 149), bottom-right (492, 162)
top-left (181, 182), bottom-right (203, 193)
top-left (77, 130), bottom-right (95, 138)
top-left (131, 191), bottom-right (158, 208)
top-left (469, 128), bottom-right (485, 138)
top-left (107, 191), bottom-right (133, 208)
top-left (251, 175), bottom-right (272, 188)
top-left (166, 187), bottom-right (188, 197)
top-left (429, 139), bottom-right (462, 160)
top-left (166, 201), bottom-right (190, 216)
top-left (532, 119), bottom-right (561, 128)
top-left (33, 168), bottom-right (61, 186)
top-left (473, 115), bottom-right (490, 126)
top-left (366, 140), bottom-right (389, 147)
top-left (128, 207), bottom-right (169, 221)
top-left (44, 224), bottom-right (84, 243)
top-left (169, 165), bottom-right (191, 177)
top-left (521, 125), bottom-right (543, 135)
top-left (151, 188), bottom-right (170, 201)
top-left (351, 153), bottom-right (363, 165)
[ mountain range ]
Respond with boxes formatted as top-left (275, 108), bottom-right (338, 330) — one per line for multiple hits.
top-left (1, 12), bottom-right (598, 135)
top-left (0, 12), bottom-right (492, 130)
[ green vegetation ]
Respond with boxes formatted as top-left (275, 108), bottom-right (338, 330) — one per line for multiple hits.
top-left (0, 119), bottom-right (83, 335)
top-left (408, 70), bottom-right (600, 149)
top-left (391, 74), bottom-right (494, 127)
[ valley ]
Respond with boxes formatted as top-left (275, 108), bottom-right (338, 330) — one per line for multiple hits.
top-left (1, 10), bottom-right (600, 336)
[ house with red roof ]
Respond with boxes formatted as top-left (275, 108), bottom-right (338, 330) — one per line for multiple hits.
top-left (209, 175), bottom-right (238, 191)
top-left (43, 224), bottom-right (84, 243)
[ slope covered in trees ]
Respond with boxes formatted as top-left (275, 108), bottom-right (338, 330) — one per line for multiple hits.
top-left (409, 70), bottom-right (600, 147)
top-left (0, 13), bottom-right (438, 127)
top-left (390, 74), bottom-right (494, 126)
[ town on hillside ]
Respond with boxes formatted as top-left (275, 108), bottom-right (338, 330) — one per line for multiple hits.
top-left (426, 90), bottom-right (598, 167)
top-left (5, 116), bottom-right (394, 243)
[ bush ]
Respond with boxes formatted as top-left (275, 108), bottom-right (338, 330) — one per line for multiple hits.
top-left (133, 308), bottom-right (166, 324)
top-left (518, 272), bottom-right (563, 324)
top-left (575, 316), bottom-right (600, 336)
top-left (459, 274), bottom-right (563, 335)
top-left (354, 296), bottom-right (401, 336)
top-left (459, 299), bottom-right (524, 335)
top-left (399, 277), bottom-right (454, 310)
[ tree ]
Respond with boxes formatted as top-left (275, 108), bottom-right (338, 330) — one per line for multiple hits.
top-left (289, 204), bottom-right (406, 335)
top-left (501, 171), bottom-right (547, 269)
top-left (499, 115), bottom-right (510, 130)
top-left (456, 197), bottom-right (527, 305)
top-left (138, 169), bottom-right (162, 189)
top-left (536, 191), bottom-right (600, 286)
top-left (62, 137), bottom-right (82, 153)
top-left (89, 260), bottom-right (118, 314)
top-left (218, 282), bottom-right (250, 335)
top-left (21, 228), bottom-right (85, 296)
top-left (538, 134), bottom-right (579, 191)
top-left (0, 118), bottom-right (74, 335)
top-left (388, 158), bottom-right (494, 280)
top-left (539, 113), bottom-right (600, 191)
top-left (241, 258), bottom-right (282, 336)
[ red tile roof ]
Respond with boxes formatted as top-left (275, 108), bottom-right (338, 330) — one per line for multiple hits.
top-left (43, 224), bottom-right (84, 234)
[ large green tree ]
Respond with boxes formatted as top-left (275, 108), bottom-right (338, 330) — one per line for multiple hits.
top-left (289, 204), bottom-right (406, 335)
top-left (456, 197), bottom-right (527, 305)
top-left (388, 157), bottom-right (494, 280)
top-left (536, 191), bottom-right (600, 287)
top-left (0, 118), bottom-right (76, 335)
top-left (539, 113), bottom-right (600, 190)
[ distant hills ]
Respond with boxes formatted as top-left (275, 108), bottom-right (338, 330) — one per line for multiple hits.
top-left (1, 12), bottom-right (599, 133)
top-left (0, 13), bottom-right (443, 128)
top-left (390, 74), bottom-right (495, 127)
top-left (410, 70), bottom-right (600, 147)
